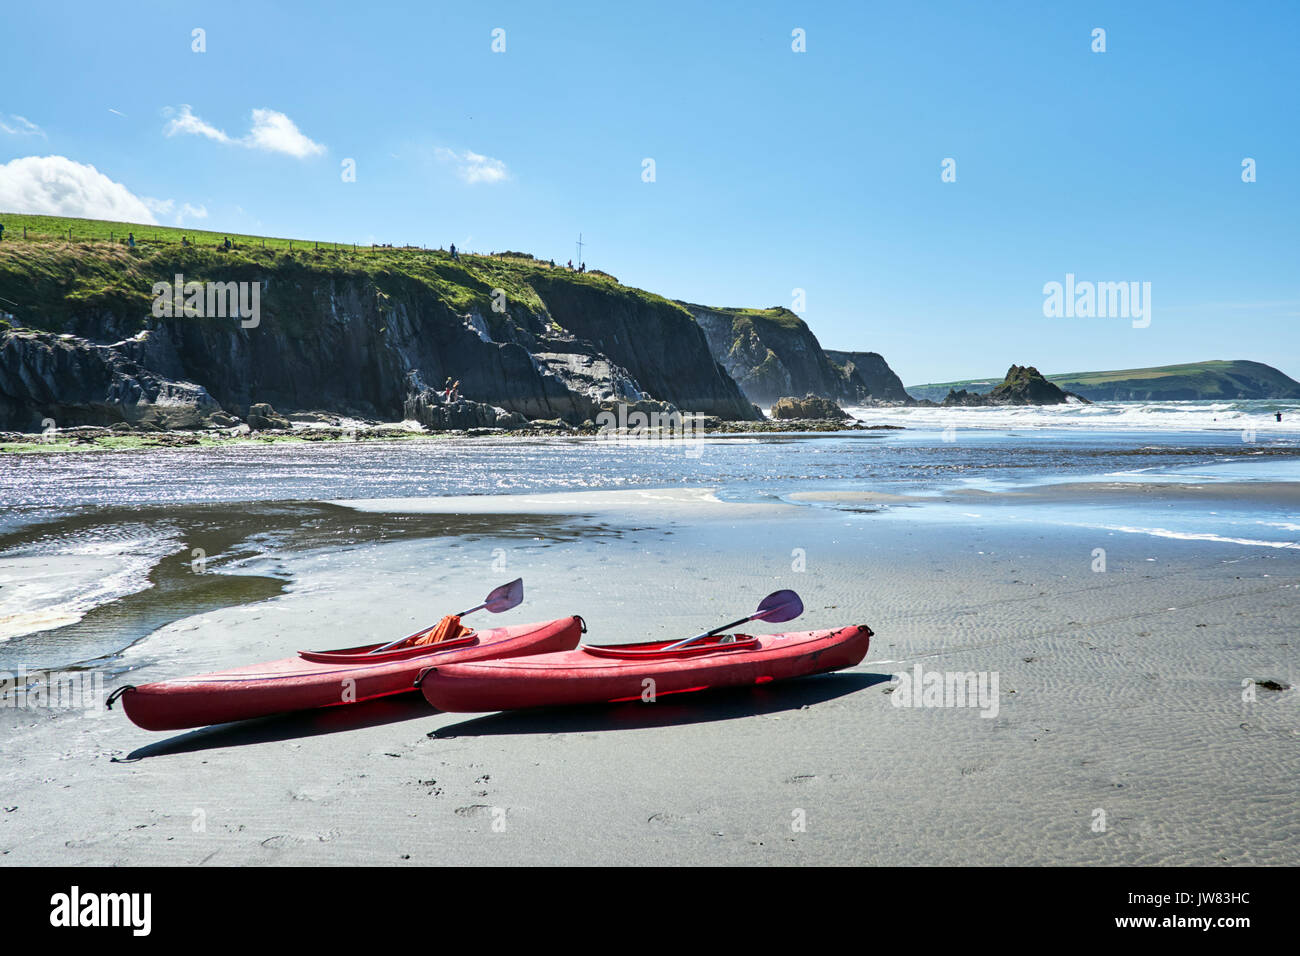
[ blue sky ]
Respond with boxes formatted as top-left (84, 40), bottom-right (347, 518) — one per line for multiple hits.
top-left (2, 0), bottom-right (1298, 383)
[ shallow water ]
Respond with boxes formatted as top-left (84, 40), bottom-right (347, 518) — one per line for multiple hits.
top-left (2, 426), bottom-right (1297, 521)
top-left (2, 421), bottom-right (1298, 671)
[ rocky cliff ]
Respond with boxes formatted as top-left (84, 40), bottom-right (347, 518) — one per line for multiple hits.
top-left (823, 350), bottom-right (915, 405)
top-left (684, 304), bottom-right (874, 406)
top-left (0, 242), bottom-right (760, 431)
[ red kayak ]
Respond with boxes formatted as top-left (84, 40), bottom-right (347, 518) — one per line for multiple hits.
top-left (418, 624), bottom-right (872, 712)
top-left (111, 616), bottom-right (584, 730)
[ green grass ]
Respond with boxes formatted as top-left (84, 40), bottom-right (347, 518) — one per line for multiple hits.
top-left (0, 213), bottom-right (676, 327)
top-left (0, 211), bottom-right (354, 252)
top-left (1046, 361), bottom-right (1242, 385)
top-left (706, 305), bottom-right (808, 331)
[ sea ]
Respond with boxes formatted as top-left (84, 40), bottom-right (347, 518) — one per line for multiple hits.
top-left (2, 399), bottom-right (1298, 669)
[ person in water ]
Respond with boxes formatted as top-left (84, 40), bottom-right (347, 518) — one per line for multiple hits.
top-left (1277, 412), bottom-right (1283, 423)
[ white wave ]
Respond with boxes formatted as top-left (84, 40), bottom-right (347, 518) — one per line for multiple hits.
top-left (846, 399), bottom-right (1300, 434)
top-left (0, 528), bottom-right (180, 641)
top-left (1098, 524), bottom-right (1300, 549)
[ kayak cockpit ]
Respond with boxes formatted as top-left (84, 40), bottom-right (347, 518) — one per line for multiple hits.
top-left (298, 633), bottom-right (479, 664)
top-left (579, 635), bottom-right (760, 659)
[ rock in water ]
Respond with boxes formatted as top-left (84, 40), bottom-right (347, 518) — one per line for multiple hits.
top-left (943, 365), bottom-right (1089, 406)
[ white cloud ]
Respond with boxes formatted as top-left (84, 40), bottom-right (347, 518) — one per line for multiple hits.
top-left (163, 105), bottom-right (325, 158)
top-left (244, 108), bottom-right (326, 158)
top-left (163, 105), bottom-right (235, 145)
top-left (435, 147), bottom-right (509, 184)
top-left (0, 114), bottom-right (45, 137)
top-left (0, 155), bottom-right (158, 223)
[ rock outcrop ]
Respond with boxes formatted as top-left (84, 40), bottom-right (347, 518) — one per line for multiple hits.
top-left (245, 402), bottom-right (290, 430)
top-left (942, 365), bottom-right (1089, 406)
top-left (0, 327), bottom-right (227, 430)
top-left (770, 394), bottom-right (854, 420)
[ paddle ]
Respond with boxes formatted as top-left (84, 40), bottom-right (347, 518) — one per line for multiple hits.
top-left (661, 589), bottom-right (804, 651)
top-left (366, 578), bottom-right (524, 654)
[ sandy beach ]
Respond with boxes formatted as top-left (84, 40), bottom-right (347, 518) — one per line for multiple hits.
top-left (2, 483), bottom-right (1296, 866)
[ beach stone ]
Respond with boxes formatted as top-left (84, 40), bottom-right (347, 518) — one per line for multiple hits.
top-left (770, 394), bottom-right (852, 420)
top-left (246, 403), bottom-right (292, 430)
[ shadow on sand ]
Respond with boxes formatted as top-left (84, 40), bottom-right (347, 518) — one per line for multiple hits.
top-left (428, 672), bottom-right (893, 738)
top-left (119, 672), bottom-right (891, 759)
top-left (118, 693), bottom-right (434, 760)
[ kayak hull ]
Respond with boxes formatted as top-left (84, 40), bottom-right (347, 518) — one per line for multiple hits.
top-left (419, 624), bottom-right (872, 713)
top-left (117, 616), bottom-right (584, 730)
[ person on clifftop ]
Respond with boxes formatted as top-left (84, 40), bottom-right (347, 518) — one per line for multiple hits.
top-left (449, 243), bottom-right (458, 261)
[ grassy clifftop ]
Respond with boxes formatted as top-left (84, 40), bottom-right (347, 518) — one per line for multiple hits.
top-left (0, 213), bottom-right (678, 333)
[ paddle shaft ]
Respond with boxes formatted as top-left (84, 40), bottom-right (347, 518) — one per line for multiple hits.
top-left (662, 613), bottom-right (756, 651)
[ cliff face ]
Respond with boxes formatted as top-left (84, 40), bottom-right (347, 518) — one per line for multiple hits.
top-left (685, 304), bottom-right (868, 406)
top-left (0, 243), bottom-right (760, 430)
top-left (527, 279), bottom-right (756, 419)
top-left (823, 350), bottom-right (915, 405)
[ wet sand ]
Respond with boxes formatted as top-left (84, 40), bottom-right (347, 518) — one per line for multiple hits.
top-left (1, 486), bottom-right (1297, 865)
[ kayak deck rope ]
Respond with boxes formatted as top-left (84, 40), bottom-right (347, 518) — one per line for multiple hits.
top-left (104, 685), bottom-right (135, 709)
